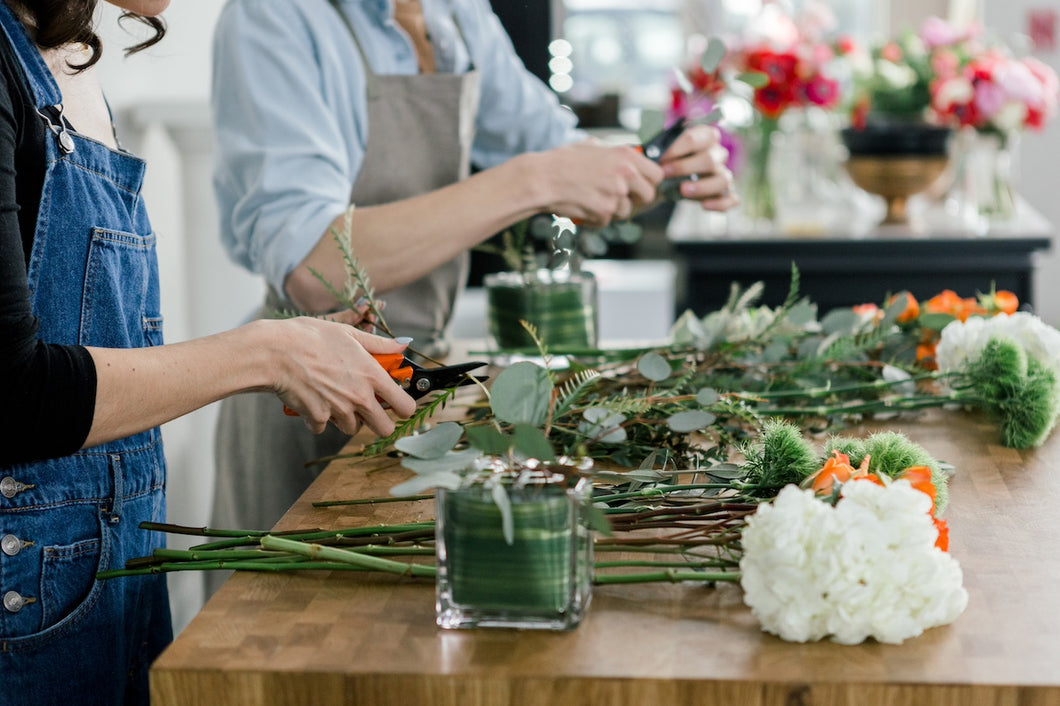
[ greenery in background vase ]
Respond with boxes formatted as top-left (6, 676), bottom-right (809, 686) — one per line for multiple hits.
top-left (479, 216), bottom-right (638, 350)
top-left (740, 116), bottom-right (779, 224)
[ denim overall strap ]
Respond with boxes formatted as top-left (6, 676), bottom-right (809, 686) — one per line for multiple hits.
top-left (0, 5), bottom-right (172, 705)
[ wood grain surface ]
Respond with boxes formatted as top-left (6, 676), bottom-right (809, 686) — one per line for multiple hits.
top-left (151, 409), bottom-right (1060, 706)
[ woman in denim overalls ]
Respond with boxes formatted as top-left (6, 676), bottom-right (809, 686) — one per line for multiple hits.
top-left (0, 2), bottom-right (416, 703)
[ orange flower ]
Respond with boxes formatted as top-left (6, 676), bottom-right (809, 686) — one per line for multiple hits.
top-left (979, 289), bottom-right (1019, 315)
top-left (932, 517), bottom-right (950, 552)
top-left (809, 451), bottom-right (871, 496)
top-left (887, 291), bottom-right (920, 323)
top-left (916, 342), bottom-right (938, 370)
top-left (953, 297), bottom-right (986, 322)
top-left (924, 289), bottom-right (985, 321)
top-left (924, 289), bottom-right (961, 315)
top-left (896, 466), bottom-right (938, 508)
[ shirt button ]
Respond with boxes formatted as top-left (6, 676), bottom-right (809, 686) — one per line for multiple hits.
top-left (1, 534), bottom-right (21, 556)
top-left (0, 477), bottom-right (18, 498)
top-left (3, 590), bottom-right (27, 613)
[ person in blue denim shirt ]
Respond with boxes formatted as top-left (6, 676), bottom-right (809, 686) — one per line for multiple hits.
top-left (0, 1), bottom-right (416, 703)
top-left (210, 0), bottom-right (740, 544)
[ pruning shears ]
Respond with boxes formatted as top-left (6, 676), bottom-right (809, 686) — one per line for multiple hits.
top-left (283, 353), bottom-right (488, 416)
top-left (637, 117), bottom-right (688, 163)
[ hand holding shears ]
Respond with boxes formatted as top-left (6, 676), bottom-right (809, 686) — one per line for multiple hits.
top-left (283, 353), bottom-right (487, 416)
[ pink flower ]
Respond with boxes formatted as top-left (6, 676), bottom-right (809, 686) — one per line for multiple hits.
top-left (931, 49), bottom-right (961, 79)
top-left (973, 80), bottom-right (1007, 119)
top-left (919, 16), bottom-right (978, 49)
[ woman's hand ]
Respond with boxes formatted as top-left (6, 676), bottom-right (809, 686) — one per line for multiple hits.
top-left (530, 140), bottom-right (664, 227)
top-left (264, 316), bottom-right (417, 436)
top-left (657, 124), bottom-right (740, 212)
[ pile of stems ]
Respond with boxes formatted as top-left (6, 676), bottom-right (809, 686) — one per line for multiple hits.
top-left (98, 495), bottom-right (750, 584)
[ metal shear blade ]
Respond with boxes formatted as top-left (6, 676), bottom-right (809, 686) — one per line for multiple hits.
top-left (404, 360), bottom-right (488, 399)
top-left (641, 117), bottom-right (687, 162)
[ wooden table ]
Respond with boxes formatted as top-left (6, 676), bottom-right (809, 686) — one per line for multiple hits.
top-left (151, 411), bottom-right (1060, 706)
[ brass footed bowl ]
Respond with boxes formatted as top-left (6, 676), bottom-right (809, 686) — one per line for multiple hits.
top-left (844, 156), bottom-right (949, 224)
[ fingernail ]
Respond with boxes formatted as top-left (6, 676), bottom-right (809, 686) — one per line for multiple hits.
top-left (354, 296), bottom-right (370, 308)
top-left (395, 337), bottom-right (413, 345)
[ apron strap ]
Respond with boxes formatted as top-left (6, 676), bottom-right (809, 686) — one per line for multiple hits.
top-left (326, 0), bottom-right (477, 98)
top-left (0, 2), bottom-right (64, 109)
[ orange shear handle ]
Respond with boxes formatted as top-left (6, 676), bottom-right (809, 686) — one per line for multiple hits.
top-left (282, 352), bottom-right (411, 416)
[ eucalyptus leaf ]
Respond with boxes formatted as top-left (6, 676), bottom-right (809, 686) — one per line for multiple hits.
top-left (882, 364), bottom-right (916, 396)
top-left (738, 70), bottom-right (769, 88)
top-left (464, 425), bottom-right (511, 455)
top-left (512, 424), bottom-right (556, 462)
top-left (700, 37), bottom-right (726, 73)
top-left (637, 352), bottom-right (672, 382)
top-left (616, 222), bottom-right (642, 244)
top-left (918, 312), bottom-right (957, 331)
top-left (820, 308), bottom-right (861, 336)
top-left (401, 448), bottom-right (482, 475)
top-left (699, 106), bottom-right (724, 125)
top-left (880, 296), bottom-right (907, 328)
top-left (490, 361), bottom-right (554, 426)
top-left (389, 471), bottom-right (462, 497)
top-left (583, 502), bottom-right (613, 537)
top-left (580, 407), bottom-right (627, 444)
top-left (761, 339), bottom-right (790, 363)
top-left (797, 336), bottom-right (824, 360)
top-left (490, 482), bottom-right (515, 545)
top-left (786, 299), bottom-right (818, 326)
top-left (594, 467), bottom-right (666, 485)
top-left (639, 109), bottom-right (666, 143)
top-left (695, 388), bottom-right (721, 406)
top-left (582, 232), bottom-right (608, 256)
top-left (667, 410), bottom-right (717, 433)
top-left (394, 422), bottom-right (462, 459)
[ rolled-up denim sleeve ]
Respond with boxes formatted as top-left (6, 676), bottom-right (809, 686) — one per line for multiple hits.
top-left (455, 0), bottom-right (583, 169)
top-left (211, 0), bottom-right (362, 295)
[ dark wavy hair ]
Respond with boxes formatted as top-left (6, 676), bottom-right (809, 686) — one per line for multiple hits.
top-left (6, 0), bottom-right (166, 71)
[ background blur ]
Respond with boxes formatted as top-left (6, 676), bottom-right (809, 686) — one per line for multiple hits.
top-left (95, 0), bottom-right (1058, 633)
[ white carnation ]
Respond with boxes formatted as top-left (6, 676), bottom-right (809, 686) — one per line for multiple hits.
top-left (936, 312), bottom-right (1060, 376)
top-left (740, 483), bottom-right (967, 644)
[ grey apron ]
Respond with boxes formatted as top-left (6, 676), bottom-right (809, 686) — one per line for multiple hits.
top-left (211, 1), bottom-right (481, 549)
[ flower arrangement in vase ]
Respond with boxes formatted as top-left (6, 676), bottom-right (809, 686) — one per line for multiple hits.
top-left (703, 2), bottom-right (843, 227)
top-left (928, 40), bottom-right (1059, 221)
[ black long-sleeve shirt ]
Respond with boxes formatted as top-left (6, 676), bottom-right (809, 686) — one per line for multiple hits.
top-left (0, 35), bottom-right (96, 464)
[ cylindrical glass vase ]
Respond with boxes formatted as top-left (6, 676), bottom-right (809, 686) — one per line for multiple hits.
top-left (435, 480), bottom-right (593, 630)
top-left (484, 269), bottom-right (597, 350)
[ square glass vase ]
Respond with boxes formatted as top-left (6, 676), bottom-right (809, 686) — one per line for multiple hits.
top-left (435, 480), bottom-right (593, 630)
top-left (484, 269), bottom-right (598, 350)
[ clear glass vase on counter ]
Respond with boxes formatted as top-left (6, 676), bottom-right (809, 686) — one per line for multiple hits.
top-left (484, 269), bottom-right (598, 350)
top-left (969, 129), bottom-right (1018, 222)
top-left (435, 479), bottom-right (594, 630)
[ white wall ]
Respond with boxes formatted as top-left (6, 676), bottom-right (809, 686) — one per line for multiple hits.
top-left (982, 2), bottom-right (1060, 326)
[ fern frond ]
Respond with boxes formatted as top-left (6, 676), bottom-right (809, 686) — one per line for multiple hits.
top-left (553, 369), bottom-right (601, 417)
